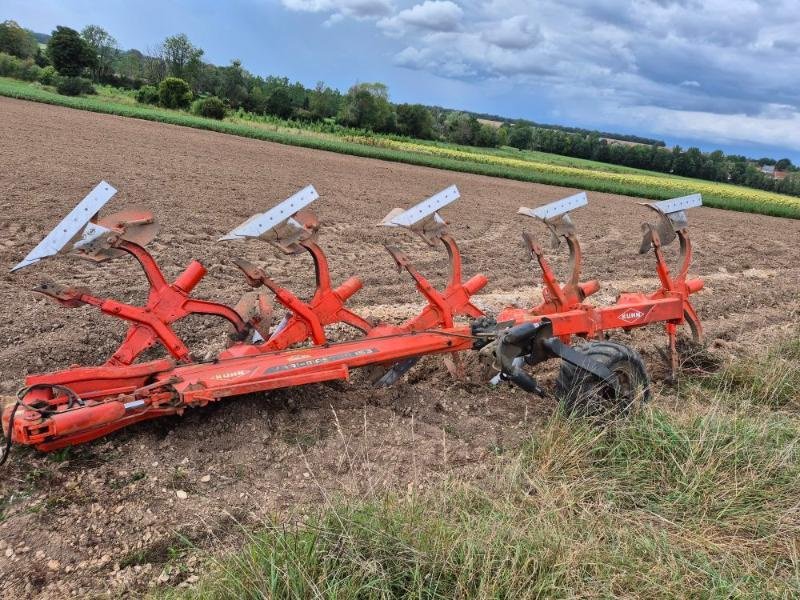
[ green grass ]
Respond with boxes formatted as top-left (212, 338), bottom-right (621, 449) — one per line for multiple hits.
top-left (2, 77), bottom-right (799, 219)
top-left (160, 341), bottom-right (800, 599)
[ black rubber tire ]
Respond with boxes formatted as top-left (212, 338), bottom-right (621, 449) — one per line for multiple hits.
top-left (555, 341), bottom-right (651, 418)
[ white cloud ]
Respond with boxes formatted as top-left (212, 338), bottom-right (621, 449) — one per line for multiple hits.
top-left (379, 1), bottom-right (464, 33)
top-left (616, 104), bottom-right (800, 152)
top-left (281, 0), bottom-right (392, 19)
top-left (481, 15), bottom-right (541, 50)
top-left (395, 46), bottom-right (474, 76)
top-left (279, 0), bottom-right (800, 151)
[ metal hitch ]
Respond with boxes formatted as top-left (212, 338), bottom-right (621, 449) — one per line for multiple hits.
top-left (486, 320), bottom-right (616, 395)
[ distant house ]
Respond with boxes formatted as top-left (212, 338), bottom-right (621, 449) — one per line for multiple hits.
top-left (600, 137), bottom-right (647, 148)
top-left (760, 165), bottom-right (789, 180)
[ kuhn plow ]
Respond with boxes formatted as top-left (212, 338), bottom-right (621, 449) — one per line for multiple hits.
top-left (1, 182), bottom-right (703, 462)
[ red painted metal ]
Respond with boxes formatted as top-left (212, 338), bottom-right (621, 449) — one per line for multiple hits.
top-left (2, 196), bottom-right (705, 455)
top-left (227, 240), bottom-right (373, 355)
top-left (35, 241), bottom-right (251, 365)
top-left (386, 234), bottom-right (487, 331)
top-left (498, 221), bottom-right (703, 378)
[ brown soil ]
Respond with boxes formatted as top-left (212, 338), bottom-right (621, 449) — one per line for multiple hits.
top-left (0, 97), bottom-right (798, 598)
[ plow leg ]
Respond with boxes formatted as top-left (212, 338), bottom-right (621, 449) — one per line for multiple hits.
top-left (666, 322), bottom-right (678, 384)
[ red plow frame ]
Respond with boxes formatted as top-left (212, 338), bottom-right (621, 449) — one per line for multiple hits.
top-left (2, 183), bottom-right (704, 459)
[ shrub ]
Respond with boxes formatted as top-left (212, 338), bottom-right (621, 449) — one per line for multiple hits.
top-left (38, 65), bottom-right (57, 85)
top-left (158, 77), bottom-right (192, 109)
top-left (56, 76), bottom-right (95, 96)
top-left (192, 96), bottom-right (226, 120)
top-left (0, 51), bottom-right (21, 77)
top-left (17, 59), bottom-right (41, 82)
top-left (0, 53), bottom-right (41, 81)
top-left (136, 84), bottom-right (159, 105)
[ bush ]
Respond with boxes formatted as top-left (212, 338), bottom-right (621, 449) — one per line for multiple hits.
top-left (158, 77), bottom-right (192, 109)
top-left (192, 96), bottom-right (226, 120)
top-left (0, 53), bottom-right (42, 82)
top-left (17, 59), bottom-right (41, 82)
top-left (0, 51), bottom-right (21, 77)
top-left (38, 65), bottom-right (57, 85)
top-left (136, 84), bottom-right (159, 105)
top-left (56, 76), bottom-right (95, 96)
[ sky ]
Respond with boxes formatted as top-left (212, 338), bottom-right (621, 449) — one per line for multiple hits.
top-left (5, 0), bottom-right (800, 161)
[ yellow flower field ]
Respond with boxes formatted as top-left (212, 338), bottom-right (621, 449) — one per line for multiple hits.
top-left (347, 136), bottom-right (800, 214)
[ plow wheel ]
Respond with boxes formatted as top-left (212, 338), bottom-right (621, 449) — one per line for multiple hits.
top-left (556, 341), bottom-right (651, 418)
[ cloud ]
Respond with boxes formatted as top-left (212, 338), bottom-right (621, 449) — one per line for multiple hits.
top-left (394, 45), bottom-right (474, 77)
top-left (279, 0), bottom-right (800, 152)
top-left (614, 104), bottom-right (800, 152)
top-left (379, 1), bottom-right (464, 33)
top-left (481, 15), bottom-right (541, 50)
top-left (280, 0), bottom-right (392, 19)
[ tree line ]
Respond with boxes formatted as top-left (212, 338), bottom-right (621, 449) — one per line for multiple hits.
top-left (0, 19), bottom-right (797, 196)
top-left (504, 126), bottom-right (800, 196)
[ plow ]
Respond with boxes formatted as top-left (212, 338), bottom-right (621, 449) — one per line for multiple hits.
top-left (1, 182), bottom-right (704, 462)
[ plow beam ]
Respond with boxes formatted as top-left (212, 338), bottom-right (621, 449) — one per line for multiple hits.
top-left (639, 194), bottom-right (705, 381)
top-left (377, 185), bottom-right (486, 382)
top-left (385, 240), bottom-right (486, 331)
top-left (6, 327), bottom-right (475, 451)
top-left (32, 241), bottom-right (252, 365)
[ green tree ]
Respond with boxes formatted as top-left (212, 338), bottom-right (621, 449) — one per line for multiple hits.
top-left (475, 123), bottom-right (499, 147)
top-left (496, 126), bottom-right (509, 147)
top-left (309, 82), bottom-right (342, 120)
top-left (114, 49), bottom-right (145, 80)
top-left (508, 125), bottom-right (533, 150)
top-left (158, 76), bottom-right (192, 109)
top-left (337, 83), bottom-right (395, 132)
top-left (0, 20), bottom-right (38, 58)
top-left (46, 26), bottom-right (97, 77)
top-left (81, 25), bottom-right (118, 81)
top-left (217, 59), bottom-right (249, 108)
top-left (396, 104), bottom-right (434, 139)
top-left (445, 112), bottom-right (480, 145)
top-left (265, 87), bottom-right (293, 118)
top-left (775, 158), bottom-right (793, 171)
top-left (160, 34), bottom-right (203, 85)
top-left (246, 85), bottom-right (268, 114)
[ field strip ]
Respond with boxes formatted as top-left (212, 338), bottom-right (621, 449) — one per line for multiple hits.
top-left (1, 78), bottom-right (799, 220)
